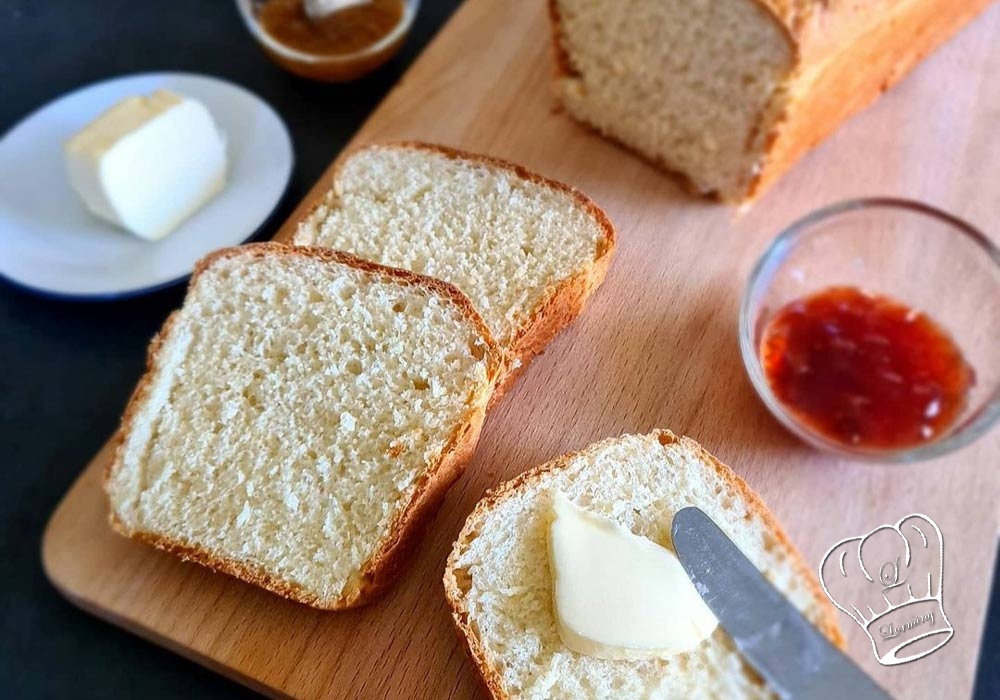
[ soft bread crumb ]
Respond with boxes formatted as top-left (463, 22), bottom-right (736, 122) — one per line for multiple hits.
top-left (294, 143), bottom-right (612, 349)
top-left (445, 431), bottom-right (841, 699)
top-left (107, 244), bottom-right (499, 608)
top-left (551, 0), bottom-right (793, 200)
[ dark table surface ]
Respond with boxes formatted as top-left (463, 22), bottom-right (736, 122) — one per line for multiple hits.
top-left (1, 1), bottom-right (997, 698)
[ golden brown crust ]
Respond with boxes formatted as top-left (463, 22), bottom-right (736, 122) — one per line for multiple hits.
top-left (547, 0), bottom-right (578, 81)
top-left (108, 404), bottom-right (491, 610)
top-left (191, 243), bottom-right (504, 345)
top-left (293, 140), bottom-right (617, 395)
top-left (443, 430), bottom-right (844, 698)
top-left (107, 517), bottom-right (331, 607)
top-left (747, 0), bottom-right (818, 37)
top-left (548, 0), bottom-right (992, 202)
top-left (107, 139), bottom-right (616, 609)
top-left (745, 0), bottom-right (993, 201)
top-left (344, 399), bottom-right (491, 608)
top-left (103, 310), bottom-right (180, 487)
top-left (379, 142), bottom-right (617, 385)
top-left (488, 241), bottom-right (614, 405)
top-left (105, 242), bottom-right (505, 610)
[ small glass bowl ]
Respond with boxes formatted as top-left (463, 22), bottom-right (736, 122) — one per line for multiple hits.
top-left (236, 0), bottom-right (419, 82)
top-left (740, 198), bottom-right (1000, 462)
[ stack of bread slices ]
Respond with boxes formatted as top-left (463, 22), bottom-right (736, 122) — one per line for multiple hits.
top-left (105, 142), bottom-right (615, 609)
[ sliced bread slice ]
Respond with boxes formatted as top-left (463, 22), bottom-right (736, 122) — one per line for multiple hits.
top-left (293, 142), bottom-right (615, 382)
top-left (106, 242), bottom-right (504, 609)
top-left (444, 430), bottom-right (842, 699)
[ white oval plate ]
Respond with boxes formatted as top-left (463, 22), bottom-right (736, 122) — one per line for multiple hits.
top-left (0, 72), bottom-right (293, 300)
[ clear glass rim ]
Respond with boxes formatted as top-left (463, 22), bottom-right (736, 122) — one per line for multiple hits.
top-left (236, 0), bottom-right (419, 65)
top-left (739, 197), bottom-right (1000, 463)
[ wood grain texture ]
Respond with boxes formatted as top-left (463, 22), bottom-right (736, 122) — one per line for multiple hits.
top-left (42, 1), bottom-right (1000, 698)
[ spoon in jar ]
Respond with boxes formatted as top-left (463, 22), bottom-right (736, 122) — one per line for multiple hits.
top-left (304, 0), bottom-right (370, 20)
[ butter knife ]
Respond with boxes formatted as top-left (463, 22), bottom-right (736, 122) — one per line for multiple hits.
top-left (671, 507), bottom-right (894, 700)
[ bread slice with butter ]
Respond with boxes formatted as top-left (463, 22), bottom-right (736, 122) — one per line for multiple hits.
top-left (444, 430), bottom-right (842, 698)
top-left (293, 142), bottom-right (615, 389)
top-left (106, 242), bottom-right (504, 609)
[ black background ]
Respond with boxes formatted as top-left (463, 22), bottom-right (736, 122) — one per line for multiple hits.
top-left (1, 1), bottom-right (997, 698)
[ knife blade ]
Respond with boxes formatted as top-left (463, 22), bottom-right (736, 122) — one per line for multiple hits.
top-left (671, 507), bottom-right (893, 700)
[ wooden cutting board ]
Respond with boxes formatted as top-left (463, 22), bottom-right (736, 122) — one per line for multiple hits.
top-left (43, 1), bottom-right (1000, 698)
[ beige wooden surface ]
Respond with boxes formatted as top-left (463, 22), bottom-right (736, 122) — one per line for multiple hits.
top-left (42, 1), bottom-right (1000, 698)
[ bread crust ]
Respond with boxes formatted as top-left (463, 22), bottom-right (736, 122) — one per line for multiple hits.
top-left (443, 430), bottom-right (844, 698)
top-left (109, 138), bottom-right (617, 609)
top-left (746, 0), bottom-right (992, 201)
top-left (293, 140), bottom-right (616, 397)
top-left (548, 0), bottom-right (992, 202)
top-left (105, 242), bottom-right (505, 610)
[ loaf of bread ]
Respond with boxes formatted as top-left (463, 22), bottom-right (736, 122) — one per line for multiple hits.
top-left (549, 0), bottom-right (991, 201)
top-left (106, 243), bottom-right (504, 609)
top-left (294, 142), bottom-right (615, 382)
top-left (444, 430), bottom-right (842, 698)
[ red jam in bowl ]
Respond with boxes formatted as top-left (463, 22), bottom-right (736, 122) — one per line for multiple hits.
top-left (760, 286), bottom-right (975, 450)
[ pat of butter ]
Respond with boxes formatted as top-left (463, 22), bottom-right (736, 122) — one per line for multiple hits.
top-left (548, 492), bottom-right (718, 659)
top-left (65, 90), bottom-right (226, 240)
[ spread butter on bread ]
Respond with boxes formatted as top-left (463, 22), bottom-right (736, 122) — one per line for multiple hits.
top-left (445, 430), bottom-right (843, 698)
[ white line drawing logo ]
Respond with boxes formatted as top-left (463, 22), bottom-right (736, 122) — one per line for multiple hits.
top-left (819, 514), bottom-right (953, 666)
